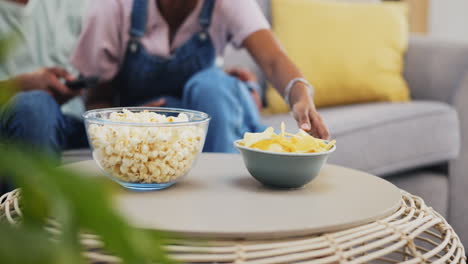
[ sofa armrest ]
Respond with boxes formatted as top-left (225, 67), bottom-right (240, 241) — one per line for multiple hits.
top-left (448, 74), bottom-right (468, 246)
top-left (405, 35), bottom-right (468, 245)
top-left (404, 35), bottom-right (468, 104)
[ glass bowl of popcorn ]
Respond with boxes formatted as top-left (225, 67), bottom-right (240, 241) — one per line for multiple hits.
top-left (83, 107), bottom-right (210, 191)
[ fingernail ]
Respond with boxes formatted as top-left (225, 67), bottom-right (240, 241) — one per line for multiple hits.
top-left (301, 123), bottom-right (310, 130)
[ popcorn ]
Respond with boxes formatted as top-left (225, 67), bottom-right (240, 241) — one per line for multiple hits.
top-left (87, 109), bottom-right (205, 184)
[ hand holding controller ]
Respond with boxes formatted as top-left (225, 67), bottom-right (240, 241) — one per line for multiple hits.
top-left (65, 75), bottom-right (99, 90)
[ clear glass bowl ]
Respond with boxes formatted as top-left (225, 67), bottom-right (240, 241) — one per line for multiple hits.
top-left (83, 107), bottom-right (210, 191)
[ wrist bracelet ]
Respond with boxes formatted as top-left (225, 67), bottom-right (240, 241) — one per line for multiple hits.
top-left (284, 78), bottom-right (314, 108)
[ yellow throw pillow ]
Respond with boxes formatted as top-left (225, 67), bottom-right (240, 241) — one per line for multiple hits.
top-left (265, 0), bottom-right (409, 113)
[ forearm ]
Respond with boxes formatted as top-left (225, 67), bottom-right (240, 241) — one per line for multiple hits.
top-left (1, 75), bottom-right (28, 93)
top-left (245, 30), bottom-right (312, 106)
top-left (0, 74), bottom-right (38, 96)
top-left (244, 29), bottom-right (329, 138)
top-left (266, 52), bottom-right (312, 105)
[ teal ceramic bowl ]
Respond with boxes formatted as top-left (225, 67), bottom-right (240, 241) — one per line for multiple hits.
top-left (234, 140), bottom-right (336, 189)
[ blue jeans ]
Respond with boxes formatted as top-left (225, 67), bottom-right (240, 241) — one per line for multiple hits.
top-left (0, 91), bottom-right (88, 159)
top-left (144, 67), bottom-right (266, 152)
top-left (0, 68), bottom-right (265, 155)
top-left (182, 67), bottom-right (266, 152)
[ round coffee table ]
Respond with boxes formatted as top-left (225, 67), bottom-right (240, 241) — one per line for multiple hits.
top-left (1, 154), bottom-right (465, 263)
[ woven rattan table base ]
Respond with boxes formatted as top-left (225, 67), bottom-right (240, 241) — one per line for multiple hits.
top-left (1, 190), bottom-right (465, 263)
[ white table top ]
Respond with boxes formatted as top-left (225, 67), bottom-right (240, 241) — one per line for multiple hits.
top-left (64, 153), bottom-right (402, 239)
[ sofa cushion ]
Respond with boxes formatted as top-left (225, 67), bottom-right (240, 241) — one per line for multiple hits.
top-left (265, 0), bottom-right (409, 112)
top-left (261, 101), bottom-right (460, 176)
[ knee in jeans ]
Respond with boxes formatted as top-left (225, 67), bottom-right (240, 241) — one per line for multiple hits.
top-left (12, 91), bottom-right (56, 111)
top-left (185, 68), bottom-right (232, 100)
top-left (8, 91), bottom-right (60, 124)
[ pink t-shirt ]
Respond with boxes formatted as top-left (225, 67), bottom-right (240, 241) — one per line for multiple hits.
top-left (71, 0), bottom-right (270, 82)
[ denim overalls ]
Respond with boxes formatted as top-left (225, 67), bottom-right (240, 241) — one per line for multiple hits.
top-left (116, 0), bottom-right (217, 106)
top-left (114, 0), bottom-right (265, 152)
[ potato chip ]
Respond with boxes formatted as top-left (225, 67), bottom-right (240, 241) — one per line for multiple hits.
top-left (280, 122), bottom-right (286, 137)
top-left (242, 127), bottom-right (275, 147)
top-left (240, 122), bottom-right (336, 153)
top-left (251, 140), bottom-right (287, 152)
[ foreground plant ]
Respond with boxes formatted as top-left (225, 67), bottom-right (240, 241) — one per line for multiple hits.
top-left (0, 37), bottom-right (175, 264)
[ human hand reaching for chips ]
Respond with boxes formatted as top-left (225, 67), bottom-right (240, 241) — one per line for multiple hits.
top-left (290, 91), bottom-right (330, 140)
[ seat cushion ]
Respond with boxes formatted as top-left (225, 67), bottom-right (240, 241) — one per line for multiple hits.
top-left (261, 101), bottom-right (460, 175)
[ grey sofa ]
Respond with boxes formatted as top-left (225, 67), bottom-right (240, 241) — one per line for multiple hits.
top-left (221, 4), bottom-right (468, 244)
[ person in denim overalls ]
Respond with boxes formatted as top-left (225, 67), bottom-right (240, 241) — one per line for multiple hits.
top-left (114, 0), bottom-right (262, 152)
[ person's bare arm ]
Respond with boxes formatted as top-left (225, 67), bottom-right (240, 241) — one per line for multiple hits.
top-left (243, 29), bottom-right (329, 139)
top-left (3, 67), bottom-right (80, 104)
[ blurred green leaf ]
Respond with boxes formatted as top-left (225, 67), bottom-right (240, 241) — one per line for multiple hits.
top-left (0, 146), bottom-right (177, 264)
top-left (0, 36), bottom-right (17, 105)
top-left (0, 33), bottom-right (16, 61)
top-left (0, 28), bottom-right (177, 264)
top-left (0, 223), bottom-right (58, 264)
top-left (0, 79), bottom-right (16, 106)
